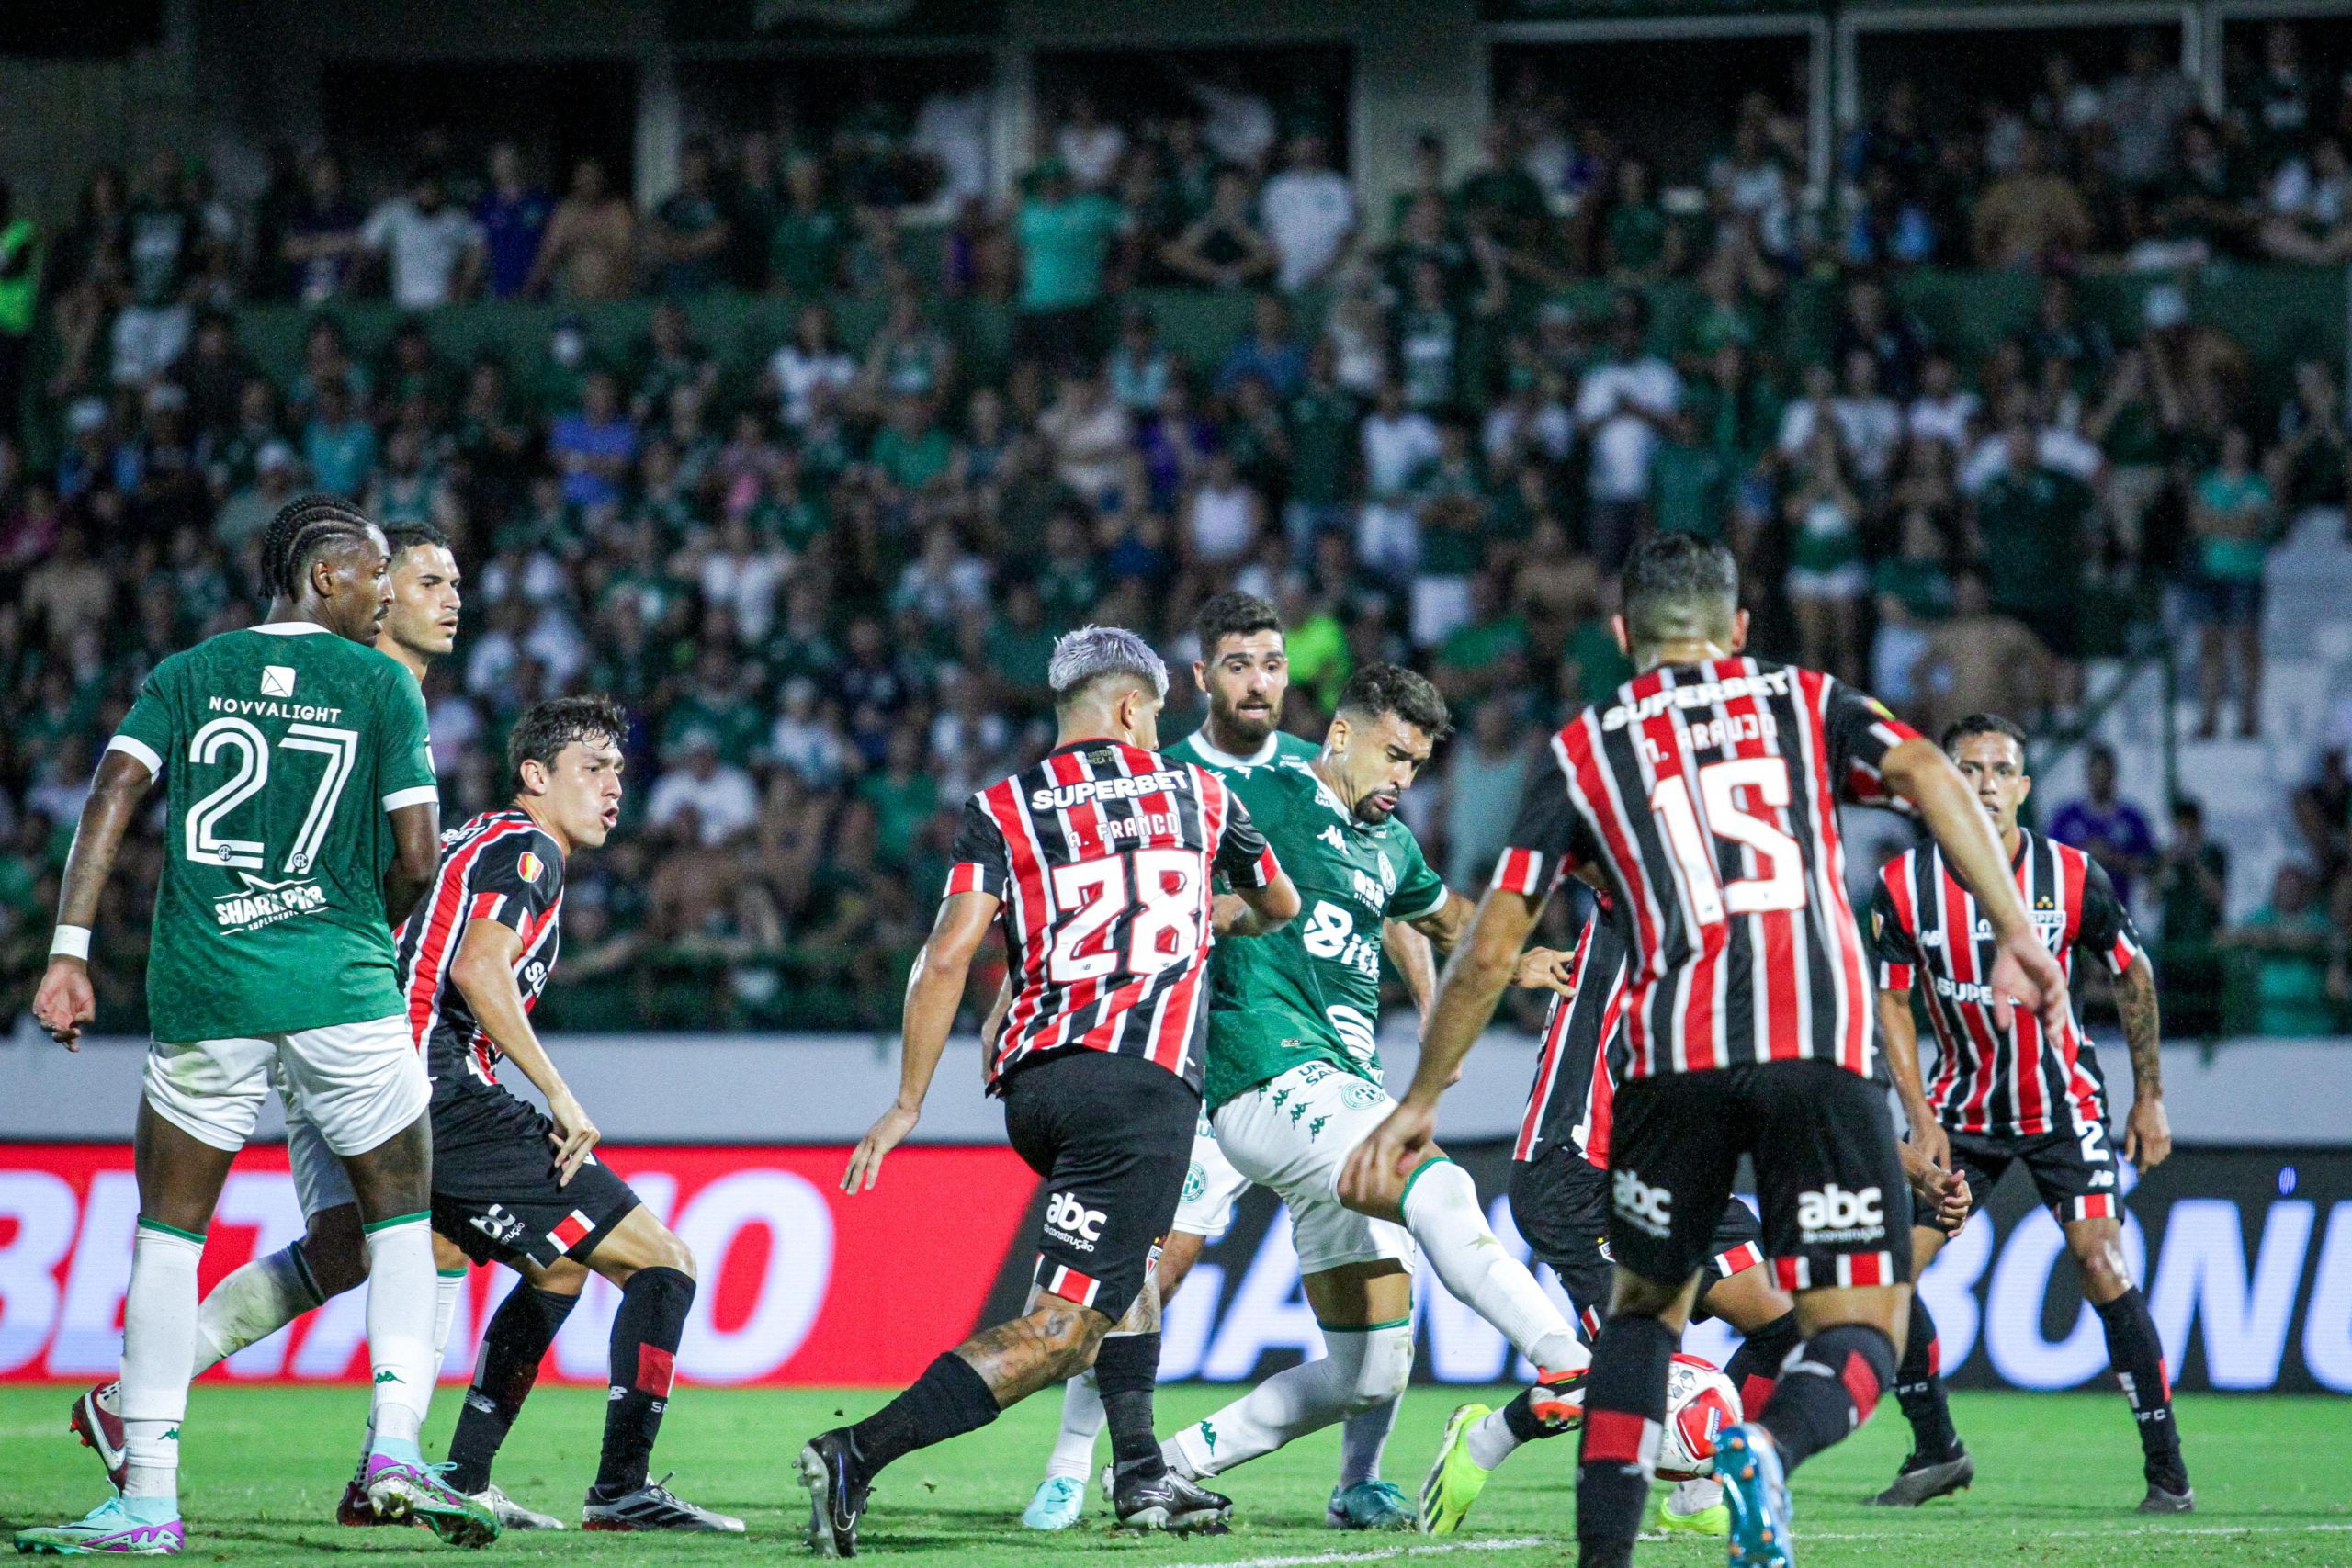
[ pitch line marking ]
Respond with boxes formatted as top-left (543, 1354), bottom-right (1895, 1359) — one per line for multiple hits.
top-left (1206, 1539), bottom-right (1544, 1567)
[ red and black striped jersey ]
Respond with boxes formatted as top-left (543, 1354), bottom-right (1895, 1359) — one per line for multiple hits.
top-left (948, 738), bottom-right (1278, 1093)
top-left (1492, 658), bottom-right (1918, 1080)
top-left (1870, 828), bottom-right (2143, 1138)
top-left (393, 808), bottom-right (565, 1087)
top-left (1514, 903), bottom-right (1630, 1167)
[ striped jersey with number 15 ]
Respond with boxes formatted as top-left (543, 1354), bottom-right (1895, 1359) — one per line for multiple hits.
top-left (947, 738), bottom-right (1278, 1093)
top-left (1491, 657), bottom-right (1919, 1080)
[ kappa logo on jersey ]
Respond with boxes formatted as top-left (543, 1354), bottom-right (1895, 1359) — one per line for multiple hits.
top-left (260, 665), bottom-right (297, 698)
top-left (1318, 825), bottom-right (1347, 852)
top-left (1044, 1191), bottom-right (1106, 1250)
top-left (1613, 1168), bottom-right (1673, 1237)
top-left (1796, 1183), bottom-right (1885, 1243)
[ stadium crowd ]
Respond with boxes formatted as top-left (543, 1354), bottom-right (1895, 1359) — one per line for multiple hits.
top-left (4, 21), bottom-right (2352, 1033)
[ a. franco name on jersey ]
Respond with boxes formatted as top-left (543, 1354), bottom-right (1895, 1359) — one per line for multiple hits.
top-left (1028, 768), bottom-right (1194, 811)
top-left (1600, 666), bottom-right (1792, 730)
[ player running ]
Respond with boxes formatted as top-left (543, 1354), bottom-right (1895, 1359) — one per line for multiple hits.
top-left (1151, 661), bottom-right (1595, 1515)
top-left (1347, 534), bottom-right (2068, 1568)
top-left (392, 694), bottom-right (739, 1531)
top-left (802, 626), bottom-right (1300, 1557)
top-left (20, 497), bottom-right (493, 1553)
top-left (1023, 592), bottom-right (1439, 1533)
top-left (1420, 896), bottom-right (1802, 1540)
top-left (1866, 713), bottom-right (2188, 1513)
top-left (67, 519), bottom-right (481, 1525)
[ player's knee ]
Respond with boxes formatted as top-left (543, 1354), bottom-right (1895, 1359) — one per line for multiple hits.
top-left (650, 1225), bottom-right (696, 1280)
top-left (2072, 1236), bottom-right (2132, 1300)
top-left (303, 1207), bottom-right (369, 1296)
top-left (1345, 1326), bottom-right (1414, 1410)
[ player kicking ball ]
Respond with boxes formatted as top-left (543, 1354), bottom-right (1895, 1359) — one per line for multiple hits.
top-left (21, 498), bottom-right (487, 1552)
top-left (1023, 592), bottom-right (1446, 1534)
top-left (1148, 661), bottom-right (1596, 1517)
top-left (1351, 535), bottom-right (2069, 1568)
top-left (1867, 714), bottom-right (2188, 1513)
top-left (803, 627), bottom-right (1300, 1557)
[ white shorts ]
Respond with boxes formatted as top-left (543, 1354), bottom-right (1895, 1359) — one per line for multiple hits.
top-left (1172, 1113), bottom-right (1251, 1239)
top-left (283, 1098), bottom-right (358, 1219)
top-left (1211, 1061), bottom-right (1417, 1278)
top-left (144, 1015), bottom-right (429, 1163)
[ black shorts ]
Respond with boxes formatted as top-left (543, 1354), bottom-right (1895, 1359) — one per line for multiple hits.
top-left (1000, 1048), bottom-right (1196, 1322)
top-left (428, 1079), bottom-right (642, 1269)
top-left (1510, 1145), bottom-right (1768, 1337)
top-left (1609, 1059), bottom-right (1910, 1294)
top-left (1914, 1122), bottom-right (2122, 1231)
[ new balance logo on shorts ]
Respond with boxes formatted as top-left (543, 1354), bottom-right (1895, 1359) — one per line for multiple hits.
top-left (1045, 1191), bottom-right (1105, 1250)
top-left (1796, 1183), bottom-right (1884, 1243)
top-left (1612, 1168), bottom-right (1672, 1236)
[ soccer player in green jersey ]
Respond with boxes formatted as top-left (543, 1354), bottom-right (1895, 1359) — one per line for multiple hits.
top-left (19, 498), bottom-right (498, 1554)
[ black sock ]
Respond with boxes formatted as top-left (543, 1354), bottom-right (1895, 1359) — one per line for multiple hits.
top-left (594, 1266), bottom-right (695, 1497)
top-left (1501, 1387), bottom-right (1568, 1444)
top-left (1891, 1296), bottom-right (1960, 1461)
top-left (1576, 1314), bottom-right (1675, 1568)
top-left (1092, 1332), bottom-right (1166, 1487)
top-left (2096, 1287), bottom-right (2185, 1484)
top-left (843, 1350), bottom-right (1002, 1488)
top-left (1722, 1311), bottom-right (1801, 1420)
top-left (1758, 1323), bottom-right (1896, 1472)
top-left (445, 1285), bottom-right (578, 1495)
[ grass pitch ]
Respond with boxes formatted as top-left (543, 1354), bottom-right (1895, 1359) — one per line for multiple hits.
top-left (2, 1383), bottom-right (2343, 1565)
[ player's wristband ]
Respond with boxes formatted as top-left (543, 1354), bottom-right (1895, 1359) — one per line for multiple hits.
top-left (50, 925), bottom-right (93, 961)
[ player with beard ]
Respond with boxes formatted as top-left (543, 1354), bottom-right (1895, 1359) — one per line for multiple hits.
top-left (1023, 592), bottom-right (1450, 1532)
top-left (1145, 660), bottom-right (1593, 1518)
top-left (66, 519), bottom-right (477, 1526)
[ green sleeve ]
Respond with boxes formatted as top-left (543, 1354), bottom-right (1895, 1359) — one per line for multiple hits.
top-left (1386, 829), bottom-right (1449, 922)
top-left (108, 659), bottom-right (179, 777)
top-left (376, 664), bottom-right (439, 812)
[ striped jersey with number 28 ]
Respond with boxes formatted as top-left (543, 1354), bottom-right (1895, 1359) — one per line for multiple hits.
top-left (947, 739), bottom-right (1279, 1092)
top-left (1491, 658), bottom-right (1919, 1080)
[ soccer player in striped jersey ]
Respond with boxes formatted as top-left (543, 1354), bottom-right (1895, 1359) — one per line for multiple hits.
top-left (1866, 713), bottom-right (2188, 1513)
top-left (1420, 896), bottom-right (1802, 1539)
top-left (803, 626), bottom-right (1300, 1557)
top-left (1346, 535), bottom-right (2068, 1568)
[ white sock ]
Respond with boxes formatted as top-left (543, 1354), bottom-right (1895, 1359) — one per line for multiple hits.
top-left (431, 1268), bottom-right (465, 1384)
top-left (1465, 1407), bottom-right (1521, 1470)
top-left (190, 1244), bottom-right (327, 1377)
top-left (1045, 1370), bottom-right (1104, 1483)
top-left (1337, 1393), bottom-right (1400, 1488)
top-left (362, 1214), bottom-right (438, 1450)
top-left (1165, 1325), bottom-right (1412, 1480)
top-left (1401, 1160), bottom-right (1587, 1374)
top-left (1668, 1477), bottom-right (1724, 1515)
top-left (121, 1222), bottom-right (204, 1506)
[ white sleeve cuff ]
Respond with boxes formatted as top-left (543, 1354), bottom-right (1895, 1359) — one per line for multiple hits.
top-left (382, 785), bottom-right (441, 812)
top-left (1392, 887), bottom-right (1452, 923)
top-left (106, 733), bottom-right (164, 776)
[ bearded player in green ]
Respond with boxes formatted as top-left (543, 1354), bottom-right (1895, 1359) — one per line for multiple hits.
top-left (1027, 592), bottom-right (1591, 1530)
top-left (19, 497), bottom-right (499, 1554)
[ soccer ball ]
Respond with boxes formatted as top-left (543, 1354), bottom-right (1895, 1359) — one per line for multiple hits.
top-left (1656, 1353), bottom-right (1741, 1482)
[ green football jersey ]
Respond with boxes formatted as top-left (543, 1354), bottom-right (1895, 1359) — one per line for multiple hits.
top-left (1165, 727), bottom-right (1447, 1111)
top-left (110, 622), bottom-right (439, 1042)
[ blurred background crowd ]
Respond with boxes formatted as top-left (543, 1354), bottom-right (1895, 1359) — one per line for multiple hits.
top-left (4, 9), bottom-right (2352, 1036)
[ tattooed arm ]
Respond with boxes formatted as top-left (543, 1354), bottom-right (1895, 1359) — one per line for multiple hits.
top-left (2116, 952), bottom-right (2170, 1170)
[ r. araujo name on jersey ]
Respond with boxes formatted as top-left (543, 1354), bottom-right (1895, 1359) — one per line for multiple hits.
top-left (107, 622), bottom-right (438, 1043)
top-left (1515, 902), bottom-right (1630, 1167)
top-left (1166, 729), bottom-right (1447, 1111)
top-left (1492, 659), bottom-right (1918, 1081)
top-left (947, 739), bottom-right (1278, 1093)
top-left (395, 808), bottom-right (567, 1087)
top-left (1871, 828), bottom-right (2143, 1139)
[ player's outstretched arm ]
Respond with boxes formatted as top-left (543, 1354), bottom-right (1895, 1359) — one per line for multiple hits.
top-left (2115, 953), bottom-right (2171, 1169)
top-left (846, 888), bottom-right (1000, 1194)
top-left (384, 799), bottom-right (443, 930)
top-left (32, 749), bottom-right (153, 1050)
top-left (1880, 737), bottom-right (2069, 1036)
top-left (1340, 885), bottom-right (1544, 1207)
top-left (449, 917), bottom-right (600, 1183)
top-left (1878, 985), bottom-right (1948, 1171)
top-left (1385, 919), bottom-right (1438, 1014)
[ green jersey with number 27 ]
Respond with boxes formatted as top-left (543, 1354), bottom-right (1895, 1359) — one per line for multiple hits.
top-left (109, 622), bottom-right (439, 1043)
top-left (1165, 728), bottom-right (1447, 1111)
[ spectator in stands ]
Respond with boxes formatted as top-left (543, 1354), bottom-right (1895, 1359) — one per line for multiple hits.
top-left (1013, 160), bottom-right (1123, 370)
top-left (1260, 131), bottom-right (1356, 294)
top-left (1972, 128), bottom-right (2094, 268)
top-left (2259, 132), bottom-right (2352, 264)
top-left (2050, 742), bottom-right (2159, 909)
top-left (2223, 863), bottom-right (2336, 1035)
top-left (764, 303), bottom-right (855, 432)
top-left (2103, 30), bottom-right (2199, 196)
top-left (1782, 419), bottom-right (1866, 682)
top-left (1575, 291), bottom-right (1679, 573)
top-left (1184, 60), bottom-right (1278, 175)
top-left (2188, 424), bottom-right (2277, 739)
top-left (1054, 91), bottom-right (1126, 194)
top-left (301, 376), bottom-right (376, 500)
top-left (362, 166), bottom-right (483, 310)
top-left (647, 730), bottom-right (760, 848)
top-left (1162, 167), bottom-right (1277, 291)
top-left (2151, 795), bottom-right (2228, 1035)
top-left (1441, 698), bottom-right (1528, 889)
top-left (1909, 569), bottom-right (2051, 739)
top-left (282, 153), bottom-right (364, 307)
top-left (528, 156), bottom-right (636, 300)
top-left (2267, 357), bottom-right (2349, 523)
top-left (648, 137), bottom-right (732, 296)
top-left (548, 369), bottom-right (636, 510)
top-left (476, 141), bottom-right (552, 299)
top-left (114, 152), bottom-right (209, 386)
